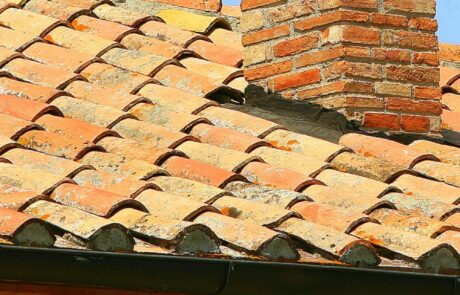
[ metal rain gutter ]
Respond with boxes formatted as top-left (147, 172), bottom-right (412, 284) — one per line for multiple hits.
top-left (0, 245), bottom-right (459, 295)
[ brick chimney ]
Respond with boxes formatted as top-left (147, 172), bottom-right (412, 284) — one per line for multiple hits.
top-left (240, 0), bottom-right (442, 134)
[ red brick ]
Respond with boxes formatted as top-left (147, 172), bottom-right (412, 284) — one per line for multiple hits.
top-left (273, 33), bottom-right (319, 57)
top-left (318, 96), bottom-right (384, 109)
top-left (401, 115), bottom-right (430, 132)
top-left (323, 25), bottom-right (380, 46)
top-left (371, 13), bottom-right (408, 27)
top-left (297, 46), bottom-right (370, 68)
top-left (298, 81), bottom-right (373, 99)
top-left (318, 0), bottom-right (378, 10)
top-left (374, 48), bottom-right (411, 63)
top-left (383, 30), bottom-right (438, 50)
top-left (363, 113), bottom-right (400, 130)
top-left (384, 0), bottom-right (436, 15)
top-left (241, 0), bottom-right (284, 11)
top-left (386, 97), bottom-right (442, 114)
top-left (324, 61), bottom-right (382, 80)
top-left (414, 52), bottom-right (439, 66)
top-left (268, 1), bottom-right (315, 23)
top-left (386, 66), bottom-right (439, 83)
top-left (242, 24), bottom-right (290, 45)
top-left (273, 68), bottom-right (320, 91)
top-left (294, 10), bottom-right (368, 31)
top-left (414, 87), bottom-right (442, 100)
top-left (244, 60), bottom-right (293, 81)
top-left (409, 17), bottom-right (438, 31)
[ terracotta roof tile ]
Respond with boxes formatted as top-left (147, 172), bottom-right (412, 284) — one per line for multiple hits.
top-left (0, 77), bottom-right (67, 103)
top-left (0, 7), bottom-right (63, 37)
top-left (101, 137), bottom-right (180, 166)
top-left (64, 80), bottom-right (148, 111)
top-left (290, 201), bottom-right (373, 233)
top-left (176, 141), bottom-right (262, 172)
top-left (0, 113), bottom-right (41, 139)
top-left (22, 42), bottom-right (100, 74)
top-left (45, 26), bottom-right (120, 57)
top-left (350, 222), bottom-right (459, 272)
top-left (1, 148), bottom-right (92, 178)
top-left (437, 230), bottom-right (460, 253)
top-left (111, 208), bottom-right (220, 254)
top-left (412, 160), bottom-right (460, 187)
top-left (0, 184), bottom-right (46, 212)
top-left (161, 156), bottom-right (245, 188)
top-left (128, 102), bottom-right (209, 132)
top-left (187, 39), bottom-right (243, 67)
top-left (50, 96), bottom-right (134, 128)
top-left (0, 207), bottom-right (55, 246)
top-left (48, 0), bottom-right (105, 10)
top-left (151, 175), bottom-right (230, 204)
top-left (250, 146), bottom-right (330, 177)
top-left (445, 214), bottom-right (460, 226)
top-left (227, 76), bottom-right (249, 92)
top-left (24, 200), bottom-right (135, 251)
top-left (339, 133), bottom-right (440, 168)
top-left (71, 15), bottom-right (139, 42)
top-left (111, 118), bottom-right (193, 148)
top-left (189, 123), bottom-right (269, 152)
top-left (156, 9), bottom-right (230, 34)
top-left (24, 0), bottom-right (90, 22)
top-left (277, 218), bottom-right (380, 267)
top-left (194, 211), bottom-right (299, 260)
top-left (264, 129), bottom-right (347, 161)
top-left (79, 62), bottom-right (153, 93)
top-left (78, 150), bottom-right (168, 180)
top-left (208, 28), bottom-right (243, 51)
top-left (2, 57), bottom-right (85, 89)
top-left (0, 94), bottom-right (62, 121)
top-left (330, 151), bottom-right (409, 183)
top-left (180, 57), bottom-right (243, 84)
top-left (370, 208), bottom-right (457, 238)
top-left (139, 20), bottom-right (209, 48)
top-left (0, 162), bottom-right (73, 194)
top-left (36, 114), bottom-right (118, 144)
top-left (134, 189), bottom-right (217, 221)
top-left (199, 106), bottom-right (283, 138)
top-left (441, 110), bottom-right (460, 131)
top-left (392, 174), bottom-right (460, 205)
top-left (0, 135), bottom-right (20, 154)
top-left (224, 181), bottom-right (309, 209)
top-left (50, 183), bottom-right (146, 217)
top-left (17, 129), bottom-right (101, 160)
top-left (303, 185), bottom-right (395, 214)
top-left (381, 192), bottom-right (459, 221)
top-left (92, 3), bottom-right (158, 27)
top-left (442, 93), bottom-right (460, 112)
top-left (72, 169), bottom-right (158, 198)
top-left (220, 5), bottom-right (241, 18)
top-left (410, 140), bottom-right (460, 166)
top-left (241, 161), bottom-right (322, 192)
top-left (440, 66), bottom-right (460, 87)
top-left (315, 169), bottom-right (398, 198)
top-left (0, 47), bottom-right (22, 67)
top-left (136, 83), bottom-right (218, 114)
top-left (0, 26), bottom-right (41, 51)
top-left (120, 33), bottom-right (195, 59)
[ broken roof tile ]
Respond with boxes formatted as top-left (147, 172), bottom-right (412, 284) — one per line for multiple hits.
top-left (71, 15), bottom-right (139, 42)
top-left (250, 146), bottom-right (330, 177)
top-left (0, 7), bottom-right (63, 37)
top-left (410, 140), bottom-right (460, 166)
top-left (17, 129), bottom-right (101, 160)
top-left (199, 106), bottom-right (283, 138)
top-left (315, 169), bottom-right (398, 198)
top-left (78, 150), bottom-right (168, 180)
top-left (179, 57), bottom-right (243, 84)
top-left (1, 148), bottom-right (92, 178)
top-left (264, 129), bottom-right (347, 161)
top-left (157, 9), bottom-right (230, 34)
top-left (92, 3), bottom-right (158, 27)
top-left (0, 26), bottom-right (41, 51)
top-left (24, 200), bottom-right (134, 251)
top-left (72, 169), bottom-right (158, 198)
top-left (24, 0), bottom-right (89, 22)
top-left (0, 94), bottom-right (62, 122)
top-left (50, 183), bottom-right (146, 217)
top-left (241, 162), bottom-right (322, 192)
top-left (0, 77), bottom-right (67, 103)
top-left (161, 156), bottom-right (245, 188)
top-left (128, 102), bottom-right (209, 132)
top-left (97, 136), bottom-right (180, 165)
top-left (186, 40), bottom-right (243, 67)
top-left (339, 133), bottom-right (439, 168)
top-left (0, 113), bottom-right (41, 139)
top-left (23, 42), bottom-right (100, 74)
top-left (50, 96), bottom-right (133, 128)
top-left (189, 123), bottom-right (269, 153)
top-left (2, 57), bottom-right (84, 89)
top-left (45, 26), bottom-right (120, 57)
top-left (412, 160), bottom-right (460, 187)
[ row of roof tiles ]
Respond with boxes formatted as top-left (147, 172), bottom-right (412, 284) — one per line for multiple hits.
top-left (0, 0), bottom-right (459, 274)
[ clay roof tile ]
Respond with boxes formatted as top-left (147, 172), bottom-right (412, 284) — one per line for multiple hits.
top-left (0, 77), bottom-right (68, 103)
top-left (71, 15), bottom-right (140, 42)
top-left (24, 0), bottom-right (90, 22)
top-left (0, 26), bottom-right (42, 52)
top-left (0, 7), bottom-right (64, 37)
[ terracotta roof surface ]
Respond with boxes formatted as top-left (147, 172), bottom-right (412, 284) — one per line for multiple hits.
top-left (0, 0), bottom-right (458, 276)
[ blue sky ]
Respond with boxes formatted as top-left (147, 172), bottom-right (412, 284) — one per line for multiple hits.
top-left (222, 0), bottom-right (460, 44)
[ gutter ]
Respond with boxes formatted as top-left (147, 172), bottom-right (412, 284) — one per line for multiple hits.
top-left (0, 246), bottom-right (459, 295)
